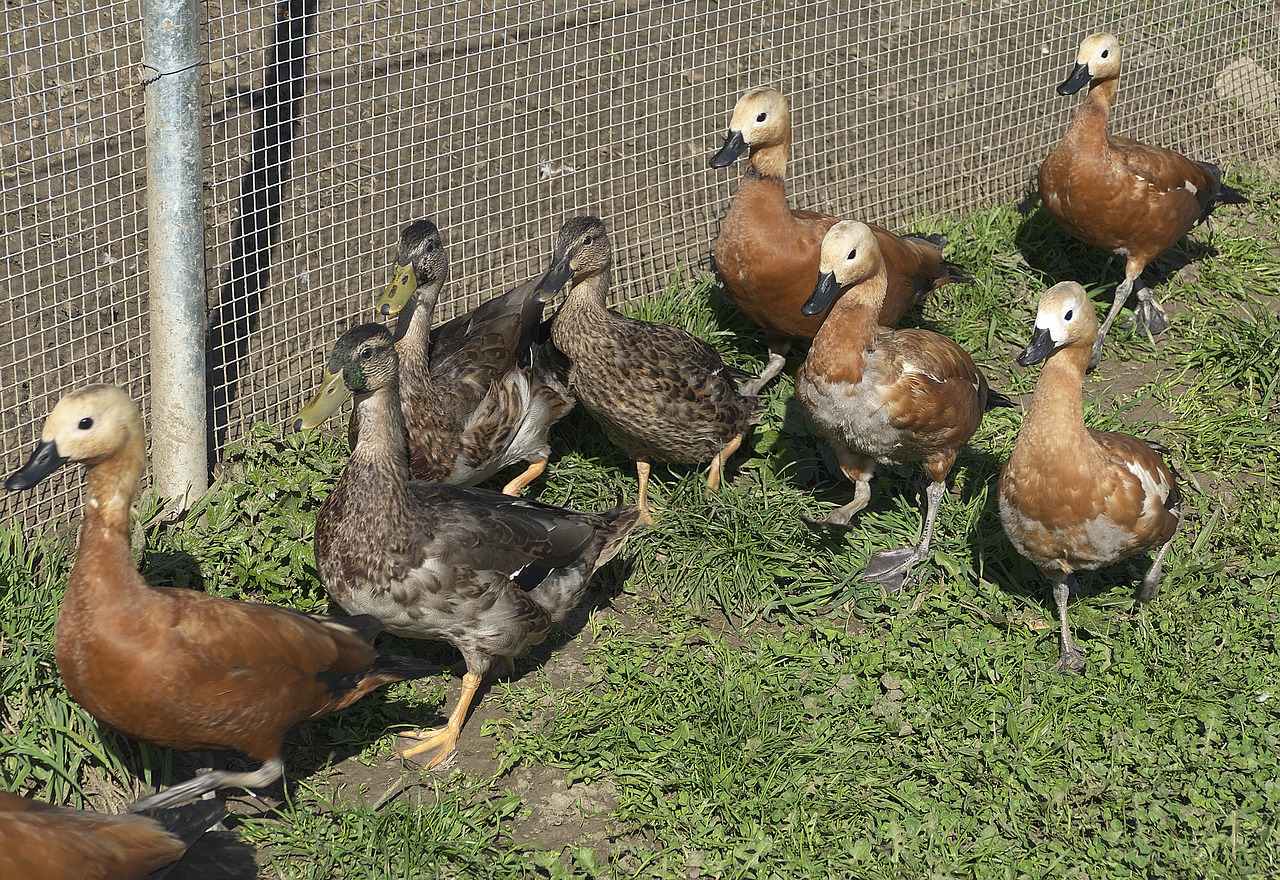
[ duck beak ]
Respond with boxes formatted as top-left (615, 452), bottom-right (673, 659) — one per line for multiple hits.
top-left (540, 255), bottom-right (573, 294)
top-left (294, 369), bottom-right (351, 431)
top-left (6, 440), bottom-right (69, 491)
top-left (1056, 62), bottom-right (1092, 96)
top-left (709, 130), bottom-right (748, 168)
top-left (376, 262), bottom-right (417, 317)
top-left (1016, 327), bottom-right (1056, 366)
top-left (801, 271), bottom-right (841, 317)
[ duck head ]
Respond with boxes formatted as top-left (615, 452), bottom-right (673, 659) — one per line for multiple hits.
top-left (709, 87), bottom-right (791, 168)
top-left (1057, 33), bottom-right (1121, 96)
top-left (802, 221), bottom-right (884, 317)
top-left (540, 215), bottom-right (612, 294)
top-left (1018, 281), bottom-right (1099, 366)
top-left (295, 324), bottom-right (399, 430)
top-left (6, 385), bottom-right (142, 490)
top-left (375, 219), bottom-right (449, 318)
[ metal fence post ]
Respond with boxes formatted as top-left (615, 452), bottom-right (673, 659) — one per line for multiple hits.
top-left (141, 0), bottom-right (208, 508)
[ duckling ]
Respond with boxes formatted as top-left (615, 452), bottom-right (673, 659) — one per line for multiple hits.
top-left (297, 219), bottom-right (573, 495)
top-left (1038, 33), bottom-right (1245, 367)
top-left (999, 281), bottom-right (1181, 674)
top-left (795, 222), bottom-right (1012, 592)
top-left (308, 323), bottom-right (639, 768)
top-left (540, 216), bottom-right (764, 524)
top-left (0, 791), bottom-right (225, 880)
top-left (4, 386), bottom-right (441, 810)
top-left (710, 86), bottom-right (969, 394)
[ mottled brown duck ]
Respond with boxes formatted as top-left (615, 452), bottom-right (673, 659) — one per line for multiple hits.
top-left (1038, 33), bottom-right (1245, 367)
top-left (541, 215), bottom-right (764, 524)
top-left (297, 219), bottom-right (573, 495)
top-left (0, 791), bottom-right (225, 880)
top-left (795, 221), bottom-right (1012, 592)
top-left (309, 323), bottom-right (639, 768)
top-left (4, 386), bottom-right (439, 811)
top-left (710, 86), bottom-right (969, 394)
top-left (999, 281), bottom-right (1181, 674)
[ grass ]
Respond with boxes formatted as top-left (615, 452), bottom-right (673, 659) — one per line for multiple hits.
top-left (2, 163), bottom-right (1279, 877)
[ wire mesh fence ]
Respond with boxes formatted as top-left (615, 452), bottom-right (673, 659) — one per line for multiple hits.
top-left (2, 0), bottom-right (1277, 531)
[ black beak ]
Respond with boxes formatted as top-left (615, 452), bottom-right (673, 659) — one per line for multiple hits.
top-left (6, 440), bottom-right (69, 491)
top-left (1056, 62), bottom-right (1092, 96)
top-left (1016, 327), bottom-right (1057, 366)
top-left (540, 256), bottom-right (573, 294)
top-left (709, 131), bottom-right (749, 168)
top-left (801, 271), bottom-right (842, 318)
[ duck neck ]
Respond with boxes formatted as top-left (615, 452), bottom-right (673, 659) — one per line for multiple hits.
top-left (1065, 78), bottom-right (1116, 146)
top-left (68, 435), bottom-right (147, 602)
top-left (746, 134), bottom-right (789, 182)
top-left (807, 273), bottom-right (885, 377)
top-left (553, 268), bottom-right (611, 354)
top-left (1018, 343), bottom-right (1092, 451)
top-left (346, 383), bottom-right (414, 508)
top-left (394, 291), bottom-right (441, 407)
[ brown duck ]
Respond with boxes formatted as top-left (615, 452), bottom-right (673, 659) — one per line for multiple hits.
top-left (1038, 33), bottom-right (1245, 367)
top-left (310, 323), bottom-right (639, 768)
top-left (541, 215), bottom-right (764, 524)
top-left (999, 281), bottom-right (1181, 674)
top-left (4, 386), bottom-right (440, 810)
top-left (710, 87), bottom-right (969, 394)
top-left (796, 221), bottom-right (1012, 592)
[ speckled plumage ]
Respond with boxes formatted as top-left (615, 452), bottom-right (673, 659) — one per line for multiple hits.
top-left (543, 216), bottom-right (763, 520)
top-left (383, 220), bottom-right (574, 493)
top-left (999, 281), bottom-right (1181, 673)
top-left (709, 87), bottom-right (969, 393)
top-left (313, 323), bottom-right (639, 766)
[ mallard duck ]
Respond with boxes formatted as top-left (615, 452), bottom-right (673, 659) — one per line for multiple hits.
top-left (999, 281), bottom-right (1181, 674)
top-left (710, 86), bottom-right (970, 394)
top-left (309, 323), bottom-right (640, 768)
top-left (1038, 33), bottom-right (1245, 366)
top-left (4, 386), bottom-right (440, 810)
top-left (539, 215), bottom-right (764, 524)
top-left (297, 219), bottom-right (573, 495)
top-left (795, 222), bottom-right (1013, 592)
top-left (0, 790), bottom-right (224, 880)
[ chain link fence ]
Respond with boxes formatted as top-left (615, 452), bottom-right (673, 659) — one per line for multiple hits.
top-left (2, 0), bottom-right (1277, 530)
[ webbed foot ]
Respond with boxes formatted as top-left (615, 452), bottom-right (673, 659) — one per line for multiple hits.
top-left (1132, 294), bottom-right (1170, 340)
top-left (861, 547), bottom-right (920, 594)
top-left (1054, 643), bottom-right (1087, 676)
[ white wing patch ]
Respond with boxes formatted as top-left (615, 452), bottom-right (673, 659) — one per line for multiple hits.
top-left (900, 361), bottom-right (943, 384)
top-left (1124, 458), bottom-right (1171, 517)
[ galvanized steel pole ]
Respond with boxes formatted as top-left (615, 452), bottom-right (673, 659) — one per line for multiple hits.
top-left (142, 0), bottom-right (208, 508)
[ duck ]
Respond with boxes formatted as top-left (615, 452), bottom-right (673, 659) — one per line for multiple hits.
top-left (999, 281), bottom-right (1181, 674)
top-left (308, 323), bottom-right (640, 768)
top-left (297, 219), bottom-right (573, 495)
top-left (3, 386), bottom-right (441, 810)
top-left (539, 215), bottom-right (764, 524)
top-left (710, 86), bottom-right (970, 394)
top-left (1038, 33), bottom-right (1245, 367)
top-left (0, 790), bottom-right (225, 880)
top-left (795, 221), bottom-right (1013, 592)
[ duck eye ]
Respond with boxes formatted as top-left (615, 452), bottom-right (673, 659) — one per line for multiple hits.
top-left (359, 347), bottom-right (373, 361)
top-left (847, 249), bottom-right (857, 261)
top-left (1064, 309), bottom-right (1074, 321)
top-left (1100, 50), bottom-right (1109, 58)
top-left (756, 112), bottom-right (767, 123)
top-left (583, 235), bottom-right (594, 245)
top-left (78, 417), bottom-right (93, 430)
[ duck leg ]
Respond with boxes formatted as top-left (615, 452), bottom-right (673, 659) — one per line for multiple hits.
top-left (635, 459), bottom-right (658, 525)
top-left (803, 448), bottom-right (874, 532)
top-left (1090, 274), bottom-right (1136, 370)
top-left (396, 671), bottom-right (483, 769)
top-left (1138, 526), bottom-right (1178, 602)
top-left (862, 479), bottom-right (947, 594)
top-left (129, 757), bottom-right (285, 812)
top-left (501, 458), bottom-right (547, 496)
top-left (740, 336), bottom-right (790, 396)
top-left (1051, 574), bottom-right (1087, 675)
top-left (705, 433), bottom-right (745, 495)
